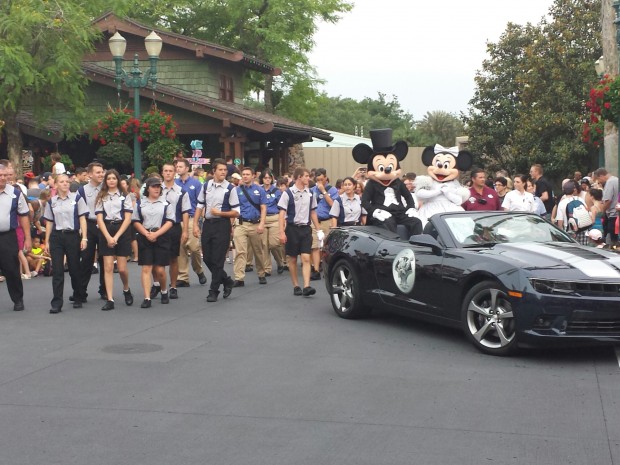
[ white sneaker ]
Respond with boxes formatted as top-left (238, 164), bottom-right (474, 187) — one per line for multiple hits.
top-left (31, 271), bottom-right (38, 277)
top-left (21, 273), bottom-right (31, 280)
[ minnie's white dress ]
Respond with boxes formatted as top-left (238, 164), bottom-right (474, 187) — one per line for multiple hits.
top-left (415, 179), bottom-right (466, 226)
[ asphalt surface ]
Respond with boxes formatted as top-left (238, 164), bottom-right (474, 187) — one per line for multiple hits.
top-left (0, 260), bottom-right (619, 465)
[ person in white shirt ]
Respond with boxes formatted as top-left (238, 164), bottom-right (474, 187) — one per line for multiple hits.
top-left (556, 181), bottom-right (589, 245)
top-left (51, 153), bottom-right (66, 175)
top-left (502, 174), bottom-right (536, 212)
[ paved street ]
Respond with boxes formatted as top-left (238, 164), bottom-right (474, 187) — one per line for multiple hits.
top-left (0, 261), bottom-right (619, 465)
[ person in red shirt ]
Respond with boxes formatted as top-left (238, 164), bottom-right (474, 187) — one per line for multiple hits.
top-left (462, 168), bottom-right (502, 211)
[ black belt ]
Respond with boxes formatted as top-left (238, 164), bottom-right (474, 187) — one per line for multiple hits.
top-left (105, 219), bottom-right (122, 224)
top-left (287, 223), bottom-right (310, 228)
top-left (318, 217), bottom-right (331, 222)
top-left (87, 219), bottom-right (98, 223)
top-left (55, 229), bottom-right (78, 234)
top-left (240, 218), bottom-right (260, 224)
top-left (204, 217), bottom-right (227, 223)
top-left (146, 227), bottom-right (160, 232)
top-left (341, 221), bottom-right (360, 226)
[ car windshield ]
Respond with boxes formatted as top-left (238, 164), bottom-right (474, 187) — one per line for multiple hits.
top-left (443, 213), bottom-right (574, 247)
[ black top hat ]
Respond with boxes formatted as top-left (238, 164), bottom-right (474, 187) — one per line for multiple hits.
top-left (352, 128), bottom-right (408, 164)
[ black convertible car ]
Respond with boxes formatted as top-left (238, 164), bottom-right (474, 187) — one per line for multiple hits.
top-left (322, 211), bottom-right (620, 355)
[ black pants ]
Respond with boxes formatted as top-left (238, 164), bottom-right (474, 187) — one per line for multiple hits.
top-left (50, 231), bottom-right (83, 309)
top-left (79, 221), bottom-right (105, 298)
top-left (604, 214), bottom-right (619, 242)
top-left (381, 211), bottom-right (423, 237)
top-left (0, 230), bottom-right (23, 304)
top-left (201, 218), bottom-right (232, 293)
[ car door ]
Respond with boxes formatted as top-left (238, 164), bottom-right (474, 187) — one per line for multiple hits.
top-left (373, 237), bottom-right (446, 316)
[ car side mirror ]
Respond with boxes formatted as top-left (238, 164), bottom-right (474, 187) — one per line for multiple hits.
top-left (409, 234), bottom-right (443, 255)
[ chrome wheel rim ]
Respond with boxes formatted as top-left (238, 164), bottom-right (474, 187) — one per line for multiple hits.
top-left (466, 288), bottom-right (515, 349)
top-left (331, 265), bottom-right (354, 313)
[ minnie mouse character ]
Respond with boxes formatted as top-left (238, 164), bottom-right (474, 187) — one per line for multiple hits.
top-left (415, 144), bottom-right (473, 225)
top-left (353, 129), bottom-right (422, 237)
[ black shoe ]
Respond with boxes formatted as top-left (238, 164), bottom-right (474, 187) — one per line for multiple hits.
top-left (293, 286), bottom-right (303, 296)
top-left (176, 280), bottom-right (190, 288)
top-left (245, 265), bottom-right (253, 272)
top-left (259, 276), bottom-right (267, 284)
top-left (310, 271), bottom-right (321, 281)
top-left (91, 266), bottom-right (99, 274)
top-left (73, 301), bottom-right (83, 309)
top-left (123, 289), bottom-right (134, 306)
top-left (150, 284), bottom-right (161, 299)
top-left (233, 280), bottom-right (244, 287)
top-left (198, 272), bottom-right (207, 285)
top-left (265, 272), bottom-right (272, 277)
top-left (13, 301), bottom-right (24, 311)
top-left (113, 263), bottom-right (118, 273)
top-left (101, 300), bottom-right (115, 311)
top-left (223, 277), bottom-right (234, 299)
top-left (161, 292), bottom-right (170, 304)
top-left (69, 295), bottom-right (87, 303)
top-left (206, 291), bottom-right (219, 302)
top-left (169, 288), bottom-right (178, 299)
top-left (49, 308), bottom-right (62, 314)
top-left (283, 265), bottom-right (289, 271)
top-left (277, 266), bottom-right (285, 274)
top-left (303, 286), bottom-right (316, 297)
top-left (140, 299), bottom-right (151, 308)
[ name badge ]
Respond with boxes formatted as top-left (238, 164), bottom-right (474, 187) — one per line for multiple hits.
top-left (190, 185), bottom-right (195, 190)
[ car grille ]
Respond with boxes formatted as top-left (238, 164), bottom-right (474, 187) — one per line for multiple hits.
top-left (573, 282), bottom-right (620, 296)
top-left (529, 278), bottom-right (620, 297)
top-left (566, 310), bottom-right (620, 334)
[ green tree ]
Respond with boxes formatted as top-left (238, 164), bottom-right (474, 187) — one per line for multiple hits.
top-left (465, 0), bottom-right (601, 180)
top-left (0, 0), bottom-right (100, 175)
top-left (415, 111), bottom-right (465, 147)
top-left (129, 0), bottom-right (353, 113)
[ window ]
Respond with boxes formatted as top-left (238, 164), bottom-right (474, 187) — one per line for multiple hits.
top-left (219, 75), bottom-right (234, 102)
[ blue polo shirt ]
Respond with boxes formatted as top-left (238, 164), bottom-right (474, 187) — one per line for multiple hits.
top-left (263, 185), bottom-right (281, 215)
top-left (312, 185), bottom-right (339, 221)
top-left (175, 175), bottom-right (202, 216)
top-left (237, 184), bottom-right (267, 221)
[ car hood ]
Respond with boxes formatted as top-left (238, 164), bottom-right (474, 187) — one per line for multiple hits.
top-left (482, 242), bottom-right (620, 280)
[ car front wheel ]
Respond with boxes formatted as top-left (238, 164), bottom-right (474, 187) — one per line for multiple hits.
top-left (329, 260), bottom-right (370, 319)
top-left (461, 281), bottom-right (517, 356)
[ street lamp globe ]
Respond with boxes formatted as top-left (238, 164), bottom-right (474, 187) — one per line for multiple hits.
top-left (144, 31), bottom-right (163, 58)
top-left (108, 32), bottom-right (127, 59)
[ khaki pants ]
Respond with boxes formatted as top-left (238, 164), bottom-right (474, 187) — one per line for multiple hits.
top-left (263, 214), bottom-right (285, 273)
top-left (177, 223), bottom-right (203, 283)
top-left (233, 222), bottom-right (266, 280)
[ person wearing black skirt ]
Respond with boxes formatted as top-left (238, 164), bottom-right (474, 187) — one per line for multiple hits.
top-left (132, 177), bottom-right (175, 308)
top-left (43, 173), bottom-right (89, 313)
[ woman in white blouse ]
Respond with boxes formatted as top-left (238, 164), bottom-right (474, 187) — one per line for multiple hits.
top-left (502, 174), bottom-right (536, 213)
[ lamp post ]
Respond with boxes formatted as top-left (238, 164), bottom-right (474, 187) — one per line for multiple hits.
top-left (595, 56), bottom-right (606, 168)
top-left (108, 31), bottom-right (163, 180)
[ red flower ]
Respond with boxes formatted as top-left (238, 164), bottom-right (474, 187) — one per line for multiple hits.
top-left (137, 136), bottom-right (143, 143)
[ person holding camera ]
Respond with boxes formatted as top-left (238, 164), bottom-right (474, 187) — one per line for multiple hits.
top-left (462, 168), bottom-right (501, 211)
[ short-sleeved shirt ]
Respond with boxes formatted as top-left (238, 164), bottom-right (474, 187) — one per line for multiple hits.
top-left (78, 182), bottom-right (102, 219)
top-left (535, 176), bottom-right (554, 214)
top-left (163, 183), bottom-right (191, 224)
top-left (602, 175), bottom-right (619, 217)
top-left (196, 179), bottom-right (240, 219)
top-left (237, 183), bottom-right (267, 221)
top-left (329, 194), bottom-right (366, 224)
top-left (175, 175), bottom-right (203, 216)
top-left (0, 185), bottom-right (29, 232)
top-left (555, 195), bottom-right (587, 227)
top-left (462, 186), bottom-right (502, 211)
top-left (312, 185), bottom-right (340, 221)
top-left (132, 197), bottom-right (175, 229)
top-left (278, 185), bottom-right (317, 225)
top-left (95, 191), bottom-right (133, 221)
top-left (43, 192), bottom-right (89, 230)
top-left (263, 185), bottom-right (281, 215)
top-left (502, 190), bottom-right (536, 212)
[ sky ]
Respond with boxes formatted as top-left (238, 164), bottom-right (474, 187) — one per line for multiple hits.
top-left (308, 0), bottom-right (555, 122)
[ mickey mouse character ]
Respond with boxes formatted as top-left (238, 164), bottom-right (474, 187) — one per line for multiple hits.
top-left (415, 144), bottom-right (473, 226)
top-left (353, 129), bottom-right (422, 237)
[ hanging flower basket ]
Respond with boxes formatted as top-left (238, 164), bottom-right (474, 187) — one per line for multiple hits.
top-left (138, 108), bottom-right (178, 143)
top-left (91, 106), bottom-right (140, 145)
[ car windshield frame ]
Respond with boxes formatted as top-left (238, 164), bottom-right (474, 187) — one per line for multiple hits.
top-left (437, 212), bottom-right (575, 248)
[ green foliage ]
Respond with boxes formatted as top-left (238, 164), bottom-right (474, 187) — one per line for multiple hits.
top-left (96, 143), bottom-right (133, 172)
top-left (144, 165), bottom-right (160, 177)
top-left (144, 139), bottom-right (183, 168)
top-left (40, 153), bottom-right (73, 172)
top-left (464, 0), bottom-right (602, 181)
top-left (415, 111), bottom-right (465, 147)
top-left (91, 107), bottom-right (139, 145)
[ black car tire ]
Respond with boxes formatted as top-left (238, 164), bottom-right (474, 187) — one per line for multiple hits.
top-left (329, 259), bottom-right (371, 319)
top-left (461, 281), bottom-right (518, 356)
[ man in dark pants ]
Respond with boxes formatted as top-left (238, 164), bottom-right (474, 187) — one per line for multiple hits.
top-left (0, 163), bottom-right (31, 311)
top-left (193, 158), bottom-right (240, 302)
top-left (76, 162), bottom-right (106, 301)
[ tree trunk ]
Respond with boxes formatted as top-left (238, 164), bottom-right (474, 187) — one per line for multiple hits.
top-left (4, 113), bottom-right (24, 178)
top-left (264, 74), bottom-right (274, 114)
top-left (603, 0), bottom-right (620, 174)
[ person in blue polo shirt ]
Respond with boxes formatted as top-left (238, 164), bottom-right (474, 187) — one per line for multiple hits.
top-left (233, 167), bottom-right (267, 287)
top-left (310, 168), bottom-right (338, 280)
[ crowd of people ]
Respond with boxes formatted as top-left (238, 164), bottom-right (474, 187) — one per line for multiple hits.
top-left (1, 154), bottom-right (618, 314)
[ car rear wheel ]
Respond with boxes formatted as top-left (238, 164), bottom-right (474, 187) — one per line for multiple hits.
top-left (329, 260), bottom-right (370, 319)
top-left (462, 281), bottom-right (517, 356)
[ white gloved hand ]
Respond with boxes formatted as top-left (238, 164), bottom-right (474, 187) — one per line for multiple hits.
top-left (373, 209), bottom-right (392, 221)
top-left (316, 230), bottom-right (325, 242)
top-left (405, 208), bottom-right (418, 218)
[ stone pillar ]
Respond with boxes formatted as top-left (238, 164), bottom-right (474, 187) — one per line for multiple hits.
top-left (603, 0), bottom-right (620, 173)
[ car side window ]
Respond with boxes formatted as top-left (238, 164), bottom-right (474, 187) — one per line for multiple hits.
top-left (423, 222), bottom-right (439, 240)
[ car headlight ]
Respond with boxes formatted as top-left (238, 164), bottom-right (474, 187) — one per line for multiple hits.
top-left (528, 278), bottom-right (577, 295)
